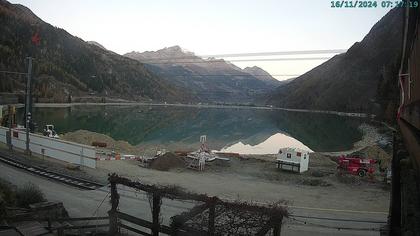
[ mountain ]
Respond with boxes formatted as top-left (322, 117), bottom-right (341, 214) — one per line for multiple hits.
top-left (0, 0), bottom-right (189, 102)
top-left (125, 46), bottom-right (279, 103)
top-left (266, 8), bottom-right (403, 118)
top-left (242, 66), bottom-right (281, 86)
top-left (86, 41), bottom-right (106, 50)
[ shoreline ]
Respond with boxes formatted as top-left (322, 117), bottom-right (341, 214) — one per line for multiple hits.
top-left (60, 122), bottom-right (386, 158)
top-left (319, 123), bottom-right (384, 156)
top-left (4, 102), bottom-right (374, 118)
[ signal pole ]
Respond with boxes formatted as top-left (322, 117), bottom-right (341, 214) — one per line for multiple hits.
top-left (25, 57), bottom-right (32, 156)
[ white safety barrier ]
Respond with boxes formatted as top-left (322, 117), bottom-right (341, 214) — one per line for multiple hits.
top-left (0, 126), bottom-right (96, 168)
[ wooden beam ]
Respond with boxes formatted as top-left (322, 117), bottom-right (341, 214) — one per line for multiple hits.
top-left (119, 223), bottom-right (152, 236)
top-left (56, 216), bottom-right (109, 221)
top-left (61, 223), bottom-right (109, 230)
top-left (272, 217), bottom-right (282, 236)
top-left (208, 200), bottom-right (215, 236)
top-left (398, 119), bottom-right (420, 171)
top-left (108, 174), bottom-right (287, 217)
top-left (109, 179), bottom-right (120, 235)
top-left (117, 211), bottom-right (153, 229)
top-left (152, 193), bottom-right (161, 236)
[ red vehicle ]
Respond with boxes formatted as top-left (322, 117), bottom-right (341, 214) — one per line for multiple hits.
top-left (337, 155), bottom-right (376, 177)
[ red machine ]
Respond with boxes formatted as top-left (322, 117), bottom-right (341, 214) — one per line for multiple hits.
top-left (337, 155), bottom-right (376, 177)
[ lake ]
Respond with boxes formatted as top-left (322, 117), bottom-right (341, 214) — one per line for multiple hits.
top-left (18, 105), bottom-right (368, 154)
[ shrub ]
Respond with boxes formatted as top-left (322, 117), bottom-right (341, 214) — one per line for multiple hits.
top-left (0, 179), bottom-right (16, 205)
top-left (0, 179), bottom-right (17, 219)
top-left (16, 183), bottom-right (46, 208)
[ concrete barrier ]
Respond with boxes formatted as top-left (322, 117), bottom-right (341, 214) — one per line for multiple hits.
top-left (0, 126), bottom-right (96, 168)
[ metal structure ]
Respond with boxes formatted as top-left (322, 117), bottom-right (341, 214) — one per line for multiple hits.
top-left (398, 2), bottom-right (420, 171)
top-left (25, 57), bottom-right (33, 155)
top-left (390, 3), bottom-right (420, 235)
top-left (108, 174), bottom-right (287, 236)
top-left (337, 156), bottom-right (376, 177)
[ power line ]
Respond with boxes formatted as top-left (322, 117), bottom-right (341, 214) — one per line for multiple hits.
top-left (226, 57), bottom-right (331, 62)
top-left (199, 49), bottom-right (347, 58)
top-left (141, 57), bottom-right (332, 64)
top-left (0, 64), bottom-right (301, 78)
top-left (155, 74), bottom-right (301, 77)
top-left (130, 49), bottom-right (347, 61)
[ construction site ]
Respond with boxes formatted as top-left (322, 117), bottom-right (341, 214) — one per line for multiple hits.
top-left (0, 1), bottom-right (419, 235)
top-left (0, 63), bottom-right (404, 236)
top-left (0, 102), bottom-right (394, 235)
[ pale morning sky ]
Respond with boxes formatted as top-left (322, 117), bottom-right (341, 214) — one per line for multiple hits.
top-left (10, 0), bottom-right (390, 80)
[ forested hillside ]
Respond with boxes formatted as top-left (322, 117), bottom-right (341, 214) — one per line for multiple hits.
top-left (266, 8), bottom-right (403, 121)
top-left (0, 0), bottom-right (190, 102)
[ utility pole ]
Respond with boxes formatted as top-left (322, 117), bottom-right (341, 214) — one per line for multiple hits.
top-left (25, 57), bottom-right (32, 156)
top-left (8, 105), bottom-right (12, 151)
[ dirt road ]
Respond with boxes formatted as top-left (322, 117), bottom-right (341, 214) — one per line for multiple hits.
top-left (89, 153), bottom-right (389, 213)
top-left (0, 161), bottom-right (386, 235)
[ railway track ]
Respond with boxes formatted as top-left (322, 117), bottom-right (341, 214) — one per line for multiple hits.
top-left (0, 152), bottom-right (104, 190)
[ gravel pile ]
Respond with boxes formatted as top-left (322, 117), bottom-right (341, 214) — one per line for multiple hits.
top-left (61, 130), bottom-right (139, 154)
top-left (309, 153), bottom-right (337, 168)
top-left (149, 153), bottom-right (186, 171)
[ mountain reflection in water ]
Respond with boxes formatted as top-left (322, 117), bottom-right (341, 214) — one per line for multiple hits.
top-left (221, 133), bottom-right (312, 154)
top-left (20, 105), bottom-right (366, 153)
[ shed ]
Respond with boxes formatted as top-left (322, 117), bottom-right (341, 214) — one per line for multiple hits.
top-left (276, 147), bottom-right (310, 173)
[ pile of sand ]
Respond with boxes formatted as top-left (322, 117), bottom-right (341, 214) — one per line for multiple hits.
top-left (351, 145), bottom-right (391, 170)
top-left (149, 152), bottom-right (186, 171)
top-left (61, 130), bottom-right (139, 154)
top-left (309, 153), bottom-right (337, 168)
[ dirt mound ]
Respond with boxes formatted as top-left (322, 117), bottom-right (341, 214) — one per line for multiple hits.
top-left (352, 145), bottom-right (391, 170)
top-left (150, 153), bottom-right (186, 171)
top-left (309, 153), bottom-right (337, 168)
top-left (61, 130), bottom-right (139, 154)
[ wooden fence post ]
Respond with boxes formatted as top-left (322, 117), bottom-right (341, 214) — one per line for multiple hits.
top-left (272, 215), bottom-right (282, 236)
top-left (152, 193), bottom-right (161, 236)
top-left (208, 198), bottom-right (216, 236)
top-left (109, 178), bottom-right (120, 235)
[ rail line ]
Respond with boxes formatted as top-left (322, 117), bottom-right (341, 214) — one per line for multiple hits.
top-left (0, 151), bottom-right (104, 190)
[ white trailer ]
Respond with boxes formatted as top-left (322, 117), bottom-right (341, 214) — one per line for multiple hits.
top-left (276, 147), bottom-right (310, 173)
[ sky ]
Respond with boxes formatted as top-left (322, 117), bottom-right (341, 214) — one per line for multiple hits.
top-left (10, 0), bottom-right (391, 80)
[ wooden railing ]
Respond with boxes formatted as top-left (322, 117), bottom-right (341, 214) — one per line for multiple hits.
top-left (108, 174), bottom-right (287, 236)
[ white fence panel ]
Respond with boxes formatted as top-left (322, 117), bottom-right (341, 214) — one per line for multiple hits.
top-left (0, 126), bottom-right (96, 168)
top-left (0, 128), bottom-right (6, 143)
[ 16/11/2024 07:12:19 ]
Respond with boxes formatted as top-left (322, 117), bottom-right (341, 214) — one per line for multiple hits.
top-left (331, 1), bottom-right (419, 8)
